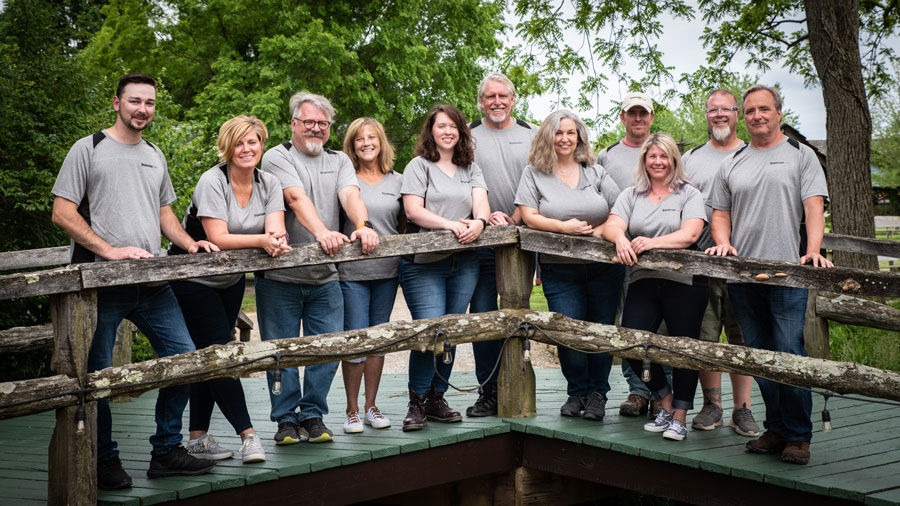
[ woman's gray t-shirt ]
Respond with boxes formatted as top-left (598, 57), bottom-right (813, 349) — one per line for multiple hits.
top-left (514, 163), bottom-right (620, 263)
top-left (610, 184), bottom-right (707, 285)
top-left (338, 171), bottom-right (403, 281)
top-left (187, 163), bottom-right (284, 289)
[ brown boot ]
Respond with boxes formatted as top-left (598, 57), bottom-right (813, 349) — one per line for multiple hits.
top-left (619, 394), bottom-right (649, 417)
top-left (402, 389), bottom-right (426, 432)
top-left (746, 431), bottom-right (786, 455)
top-left (781, 441), bottom-right (810, 465)
top-left (648, 399), bottom-right (663, 420)
top-left (423, 387), bottom-right (462, 422)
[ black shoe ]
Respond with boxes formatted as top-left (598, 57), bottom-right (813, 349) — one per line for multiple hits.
top-left (97, 456), bottom-right (132, 490)
top-left (560, 395), bottom-right (587, 417)
top-left (147, 446), bottom-right (216, 479)
top-left (423, 387), bottom-right (462, 422)
top-left (299, 417), bottom-right (333, 443)
top-left (582, 391), bottom-right (607, 421)
top-left (274, 421), bottom-right (306, 445)
top-left (403, 389), bottom-right (426, 432)
top-left (466, 390), bottom-right (498, 417)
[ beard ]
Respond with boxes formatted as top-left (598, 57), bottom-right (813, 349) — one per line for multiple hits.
top-left (711, 125), bottom-right (732, 143)
top-left (121, 111), bottom-right (152, 132)
top-left (303, 132), bottom-right (325, 154)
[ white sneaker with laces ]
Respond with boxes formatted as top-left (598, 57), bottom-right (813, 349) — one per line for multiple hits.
top-left (343, 412), bottom-right (364, 433)
top-left (644, 408), bottom-right (674, 433)
top-left (240, 433), bottom-right (266, 463)
top-left (186, 434), bottom-right (233, 460)
top-left (364, 406), bottom-right (391, 429)
top-left (663, 419), bottom-right (689, 440)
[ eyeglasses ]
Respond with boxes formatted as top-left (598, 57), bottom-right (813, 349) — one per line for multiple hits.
top-left (295, 119), bottom-right (332, 130)
top-left (706, 107), bottom-right (738, 115)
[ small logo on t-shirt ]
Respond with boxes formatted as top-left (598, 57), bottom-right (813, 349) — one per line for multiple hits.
top-left (320, 170), bottom-right (335, 174)
top-left (140, 162), bottom-right (156, 168)
top-left (254, 213), bottom-right (266, 217)
top-left (509, 141), bottom-right (528, 145)
top-left (381, 192), bottom-right (399, 197)
top-left (769, 161), bottom-right (785, 165)
top-left (662, 208), bottom-right (679, 212)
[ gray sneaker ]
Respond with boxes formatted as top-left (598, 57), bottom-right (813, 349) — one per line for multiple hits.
top-left (692, 403), bottom-right (724, 430)
top-left (185, 434), bottom-right (233, 460)
top-left (240, 433), bottom-right (266, 463)
top-left (730, 404), bottom-right (760, 437)
top-left (663, 419), bottom-right (689, 440)
top-left (643, 408), bottom-right (674, 432)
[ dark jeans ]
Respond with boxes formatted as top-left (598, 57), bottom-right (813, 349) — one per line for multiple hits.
top-left (470, 248), bottom-right (503, 393)
top-left (171, 277), bottom-right (253, 435)
top-left (728, 283), bottom-right (812, 442)
top-left (541, 262), bottom-right (626, 397)
top-left (623, 277), bottom-right (708, 411)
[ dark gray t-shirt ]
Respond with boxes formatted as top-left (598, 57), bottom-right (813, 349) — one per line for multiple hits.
top-left (470, 119), bottom-right (537, 216)
top-left (514, 163), bottom-right (620, 263)
top-left (186, 164), bottom-right (285, 289)
top-left (261, 142), bottom-right (358, 284)
top-left (400, 156), bottom-right (487, 263)
top-left (708, 137), bottom-right (829, 263)
top-left (52, 131), bottom-right (175, 260)
top-left (338, 171), bottom-right (402, 281)
top-left (611, 184), bottom-right (707, 285)
top-left (682, 141), bottom-right (746, 250)
top-left (597, 140), bottom-right (642, 193)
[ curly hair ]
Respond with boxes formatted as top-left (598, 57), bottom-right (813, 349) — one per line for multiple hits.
top-left (527, 110), bottom-right (594, 174)
top-left (414, 104), bottom-right (474, 167)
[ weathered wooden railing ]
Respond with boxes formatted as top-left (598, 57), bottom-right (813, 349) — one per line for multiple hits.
top-left (1, 225), bottom-right (899, 505)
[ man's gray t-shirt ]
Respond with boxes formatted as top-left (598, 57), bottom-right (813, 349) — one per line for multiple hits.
top-left (470, 118), bottom-right (537, 216)
top-left (682, 141), bottom-right (746, 250)
top-left (261, 142), bottom-right (358, 284)
top-left (400, 156), bottom-right (487, 264)
top-left (611, 184), bottom-right (707, 285)
top-left (52, 131), bottom-right (175, 260)
top-left (186, 164), bottom-right (285, 289)
top-left (597, 140), bottom-right (642, 193)
top-left (338, 171), bottom-right (402, 281)
top-left (514, 163), bottom-right (620, 264)
top-left (708, 137), bottom-right (829, 263)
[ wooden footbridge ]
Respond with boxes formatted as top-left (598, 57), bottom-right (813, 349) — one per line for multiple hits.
top-left (1, 226), bottom-right (899, 505)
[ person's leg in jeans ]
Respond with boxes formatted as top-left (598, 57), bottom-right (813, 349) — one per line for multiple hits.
top-left (470, 248), bottom-right (503, 396)
top-left (255, 277), bottom-right (304, 425)
top-left (362, 278), bottom-right (398, 412)
top-left (297, 281), bottom-right (343, 422)
top-left (585, 263), bottom-right (626, 397)
top-left (401, 258), bottom-right (450, 396)
top-left (341, 279), bottom-right (371, 419)
top-left (541, 263), bottom-right (591, 398)
top-left (768, 286), bottom-right (812, 442)
top-left (431, 252), bottom-right (479, 392)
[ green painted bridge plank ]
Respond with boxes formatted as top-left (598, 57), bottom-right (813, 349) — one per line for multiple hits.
top-left (127, 477), bottom-right (211, 500)
top-left (800, 463), bottom-right (900, 501)
top-left (96, 486), bottom-right (176, 506)
top-left (97, 493), bottom-right (141, 506)
top-left (866, 487), bottom-right (900, 506)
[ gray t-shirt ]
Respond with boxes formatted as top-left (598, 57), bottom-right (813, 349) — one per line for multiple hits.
top-left (514, 163), bottom-right (621, 264)
top-left (338, 171), bottom-right (403, 281)
top-left (400, 156), bottom-right (487, 263)
top-left (52, 131), bottom-right (175, 261)
top-left (708, 137), bottom-right (829, 263)
top-left (597, 140), bottom-right (642, 194)
top-left (186, 164), bottom-right (285, 289)
top-left (261, 142), bottom-right (358, 284)
top-left (682, 141), bottom-right (746, 250)
top-left (470, 118), bottom-right (537, 216)
top-left (611, 184), bottom-right (707, 285)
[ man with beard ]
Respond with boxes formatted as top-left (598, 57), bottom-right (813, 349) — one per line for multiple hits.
top-left (466, 72), bottom-right (536, 417)
top-left (51, 73), bottom-right (219, 490)
top-left (259, 91), bottom-right (378, 444)
top-left (682, 89), bottom-right (759, 437)
top-left (708, 84), bottom-right (832, 465)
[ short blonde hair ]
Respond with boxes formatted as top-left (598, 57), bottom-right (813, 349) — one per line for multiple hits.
top-left (343, 117), bottom-right (395, 174)
top-left (634, 132), bottom-right (690, 194)
top-left (217, 115), bottom-right (268, 163)
top-left (527, 110), bottom-right (594, 174)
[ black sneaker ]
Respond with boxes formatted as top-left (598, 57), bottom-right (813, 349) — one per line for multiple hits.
top-left (582, 391), bottom-right (607, 421)
top-left (465, 390), bottom-right (498, 417)
top-left (274, 421), bottom-right (306, 445)
top-left (147, 446), bottom-right (216, 479)
top-left (299, 417), bottom-right (333, 443)
top-left (560, 395), bottom-right (587, 417)
top-left (97, 456), bottom-right (132, 490)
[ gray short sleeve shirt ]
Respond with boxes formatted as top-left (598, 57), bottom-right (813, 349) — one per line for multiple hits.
top-left (682, 141), bottom-right (746, 250)
top-left (597, 140), bottom-right (642, 193)
top-left (338, 171), bottom-right (403, 281)
top-left (470, 119), bottom-right (537, 216)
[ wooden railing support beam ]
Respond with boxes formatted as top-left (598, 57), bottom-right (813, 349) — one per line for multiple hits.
top-left (495, 245), bottom-right (536, 418)
top-left (804, 289), bottom-right (830, 359)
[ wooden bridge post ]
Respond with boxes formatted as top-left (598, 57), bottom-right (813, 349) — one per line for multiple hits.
top-left (804, 289), bottom-right (830, 359)
top-left (495, 245), bottom-right (537, 417)
top-left (48, 289), bottom-right (98, 505)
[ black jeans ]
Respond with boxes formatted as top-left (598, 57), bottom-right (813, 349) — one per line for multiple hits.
top-left (622, 277), bottom-right (708, 411)
top-left (171, 277), bottom-right (253, 434)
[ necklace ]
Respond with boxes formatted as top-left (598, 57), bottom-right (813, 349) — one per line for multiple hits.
top-left (649, 188), bottom-right (669, 201)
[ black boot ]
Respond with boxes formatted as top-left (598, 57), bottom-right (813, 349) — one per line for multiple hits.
top-left (403, 389), bottom-right (426, 432)
top-left (466, 387), bottom-right (498, 417)
top-left (423, 386), bottom-right (462, 422)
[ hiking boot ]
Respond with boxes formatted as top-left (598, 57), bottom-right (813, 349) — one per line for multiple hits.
top-left (240, 433), bottom-right (266, 463)
top-left (644, 408), bottom-right (674, 432)
top-left (299, 417), bottom-right (333, 443)
top-left (560, 395), bottom-right (587, 417)
top-left (619, 394), bottom-right (648, 417)
top-left (364, 406), bottom-right (391, 429)
top-left (691, 403), bottom-right (724, 431)
top-left (403, 389), bottom-right (426, 431)
top-left (466, 390), bottom-right (498, 417)
top-left (343, 412), bottom-right (364, 434)
top-left (185, 434), bottom-right (233, 460)
top-left (97, 456), bottom-right (132, 490)
top-left (649, 399), bottom-right (663, 420)
top-left (582, 391), bottom-right (607, 421)
top-left (274, 421), bottom-right (306, 445)
top-left (663, 419), bottom-right (689, 441)
top-left (781, 441), bottom-right (811, 465)
top-left (147, 446), bottom-right (216, 479)
top-left (746, 431), bottom-right (786, 455)
top-left (423, 387), bottom-right (462, 422)
top-left (730, 404), bottom-right (760, 437)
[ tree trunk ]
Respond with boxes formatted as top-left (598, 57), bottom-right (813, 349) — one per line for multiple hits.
top-left (804, 0), bottom-right (878, 270)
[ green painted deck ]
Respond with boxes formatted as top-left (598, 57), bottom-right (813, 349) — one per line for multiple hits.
top-left (1, 370), bottom-right (898, 505)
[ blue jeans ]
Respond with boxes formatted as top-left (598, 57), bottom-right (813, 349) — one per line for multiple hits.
top-left (255, 277), bottom-right (343, 424)
top-left (728, 283), bottom-right (812, 442)
top-left (340, 277), bottom-right (399, 362)
top-left (89, 284), bottom-right (195, 459)
top-left (400, 252), bottom-right (479, 395)
top-left (470, 248), bottom-right (503, 392)
top-left (541, 262), bottom-right (625, 397)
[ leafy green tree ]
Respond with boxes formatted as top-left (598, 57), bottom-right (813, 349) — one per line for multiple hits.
top-left (871, 85), bottom-right (900, 190)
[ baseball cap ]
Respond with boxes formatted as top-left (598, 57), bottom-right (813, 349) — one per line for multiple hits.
top-left (621, 92), bottom-right (654, 114)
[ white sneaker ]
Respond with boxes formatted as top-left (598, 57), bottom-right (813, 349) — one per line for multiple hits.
top-left (186, 434), bottom-right (233, 460)
top-left (644, 408), bottom-right (674, 433)
top-left (240, 433), bottom-right (266, 463)
top-left (364, 406), bottom-right (392, 429)
top-left (343, 412), bottom-right (364, 433)
top-left (663, 419), bottom-right (688, 441)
